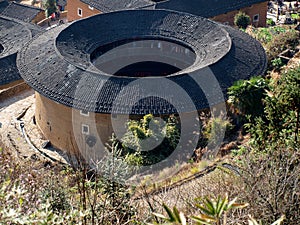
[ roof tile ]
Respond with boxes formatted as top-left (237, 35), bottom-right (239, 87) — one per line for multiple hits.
top-left (17, 10), bottom-right (267, 115)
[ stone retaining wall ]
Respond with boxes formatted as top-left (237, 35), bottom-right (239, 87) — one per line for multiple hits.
top-left (0, 82), bottom-right (31, 102)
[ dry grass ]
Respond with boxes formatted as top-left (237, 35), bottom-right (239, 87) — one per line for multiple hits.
top-left (136, 165), bottom-right (250, 224)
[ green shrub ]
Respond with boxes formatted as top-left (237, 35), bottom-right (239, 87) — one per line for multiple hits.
top-left (120, 114), bottom-right (180, 166)
top-left (228, 76), bottom-right (268, 120)
top-left (249, 26), bottom-right (299, 67)
top-left (271, 57), bottom-right (284, 71)
top-left (234, 12), bottom-right (251, 29)
top-left (245, 66), bottom-right (300, 147)
top-left (266, 29), bottom-right (299, 63)
top-left (250, 26), bottom-right (286, 45)
top-left (203, 117), bottom-right (233, 147)
top-left (237, 66), bottom-right (300, 224)
top-left (291, 13), bottom-right (300, 20)
top-left (41, 184), bottom-right (70, 213)
top-left (267, 18), bottom-right (275, 26)
top-left (44, 0), bottom-right (57, 17)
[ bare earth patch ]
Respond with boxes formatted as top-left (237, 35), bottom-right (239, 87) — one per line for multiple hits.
top-left (0, 89), bottom-right (68, 165)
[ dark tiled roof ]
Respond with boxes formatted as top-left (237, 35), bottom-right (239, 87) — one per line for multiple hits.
top-left (57, 0), bottom-right (67, 7)
top-left (80, 0), bottom-right (155, 12)
top-left (80, 0), bottom-right (267, 17)
top-left (0, 16), bottom-right (42, 86)
top-left (0, 0), bottom-right (9, 14)
top-left (17, 10), bottom-right (267, 115)
top-left (0, 54), bottom-right (20, 86)
top-left (155, 0), bottom-right (267, 18)
top-left (1, 2), bottom-right (43, 23)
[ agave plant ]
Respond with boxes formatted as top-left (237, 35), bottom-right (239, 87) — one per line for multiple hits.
top-left (150, 196), bottom-right (285, 225)
top-left (191, 194), bottom-right (248, 225)
top-left (151, 203), bottom-right (187, 225)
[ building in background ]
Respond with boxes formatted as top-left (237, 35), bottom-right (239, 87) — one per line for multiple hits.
top-left (57, 0), bottom-right (67, 11)
top-left (67, 0), bottom-right (268, 27)
top-left (0, 0), bottom-right (45, 24)
top-left (156, 0), bottom-right (268, 27)
top-left (0, 15), bottom-right (42, 91)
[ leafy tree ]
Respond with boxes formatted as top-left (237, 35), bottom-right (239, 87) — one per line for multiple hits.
top-left (44, 0), bottom-right (57, 17)
top-left (246, 67), bottom-right (300, 147)
top-left (120, 114), bottom-right (180, 166)
top-left (228, 76), bottom-right (268, 121)
top-left (268, 67), bottom-right (300, 142)
top-left (234, 12), bottom-right (251, 29)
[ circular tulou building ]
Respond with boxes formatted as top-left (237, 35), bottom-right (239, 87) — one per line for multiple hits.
top-left (17, 10), bottom-right (267, 159)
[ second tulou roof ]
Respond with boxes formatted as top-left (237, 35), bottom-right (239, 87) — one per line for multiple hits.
top-left (155, 0), bottom-right (267, 18)
top-left (1, 1), bottom-right (43, 23)
top-left (79, 0), bottom-right (267, 17)
top-left (0, 16), bottom-right (42, 86)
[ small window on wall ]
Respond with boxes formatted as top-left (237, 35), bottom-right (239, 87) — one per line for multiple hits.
top-left (253, 14), bottom-right (259, 22)
top-left (82, 124), bottom-right (89, 135)
top-left (88, 5), bottom-right (94, 10)
top-left (78, 8), bottom-right (83, 17)
top-left (80, 110), bottom-right (89, 116)
top-left (47, 121), bottom-right (52, 132)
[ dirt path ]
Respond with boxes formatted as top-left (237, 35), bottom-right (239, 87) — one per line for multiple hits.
top-left (0, 90), bottom-right (68, 164)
